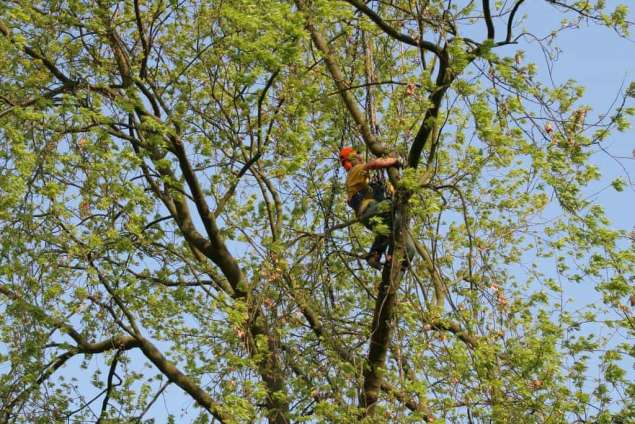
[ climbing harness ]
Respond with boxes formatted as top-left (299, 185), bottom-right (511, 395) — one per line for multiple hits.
top-left (347, 169), bottom-right (391, 213)
top-left (369, 171), bottom-right (390, 202)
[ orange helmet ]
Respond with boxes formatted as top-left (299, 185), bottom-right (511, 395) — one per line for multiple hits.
top-left (339, 147), bottom-right (356, 170)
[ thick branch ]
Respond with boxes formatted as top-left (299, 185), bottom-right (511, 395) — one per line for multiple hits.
top-left (135, 336), bottom-right (230, 422)
top-left (97, 0), bottom-right (133, 87)
top-left (81, 334), bottom-right (141, 354)
top-left (134, 124), bottom-right (287, 420)
top-left (407, 60), bottom-right (450, 169)
top-left (362, 254), bottom-right (405, 411)
top-left (130, 117), bottom-right (242, 297)
top-left (133, 126), bottom-right (289, 421)
top-left (137, 154), bottom-right (219, 272)
top-left (133, 0), bottom-right (151, 78)
top-left (483, 0), bottom-right (495, 39)
top-left (169, 135), bottom-right (246, 293)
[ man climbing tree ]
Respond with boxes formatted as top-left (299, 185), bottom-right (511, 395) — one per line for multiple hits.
top-left (339, 146), bottom-right (413, 269)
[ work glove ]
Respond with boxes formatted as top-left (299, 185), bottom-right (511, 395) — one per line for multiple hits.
top-left (388, 151), bottom-right (404, 168)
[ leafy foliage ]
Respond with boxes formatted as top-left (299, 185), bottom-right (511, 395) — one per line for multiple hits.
top-left (0, 0), bottom-right (633, 423)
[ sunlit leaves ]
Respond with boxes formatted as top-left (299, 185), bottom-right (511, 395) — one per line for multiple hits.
top-left (0, 0), bottom-right (633, 423)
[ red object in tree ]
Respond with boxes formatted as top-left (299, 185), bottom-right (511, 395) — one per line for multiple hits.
top-left (339, 146), bottom-right (357, 170)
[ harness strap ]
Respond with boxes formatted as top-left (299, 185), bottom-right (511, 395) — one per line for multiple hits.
top-left (348, 171), bottom-right (391, 214)
top-left (347, 187), bottom-right (372, 212)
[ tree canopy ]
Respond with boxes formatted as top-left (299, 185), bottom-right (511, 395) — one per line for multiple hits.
top-left (0, 0), bottom-right (634, 422)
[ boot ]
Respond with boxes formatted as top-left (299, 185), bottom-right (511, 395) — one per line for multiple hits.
top-left (366, 251), bottom-right (383, 270)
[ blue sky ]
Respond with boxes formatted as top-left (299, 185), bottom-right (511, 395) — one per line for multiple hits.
top-left (521, 1), bottom-right (635, 230)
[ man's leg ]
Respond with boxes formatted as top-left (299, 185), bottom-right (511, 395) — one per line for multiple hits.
top-left (366, 236), bottom-right (389, 270)
top-left (360, 200), bottom-right (393, 269)
top-left (363, 200), bottom-right (417, 270)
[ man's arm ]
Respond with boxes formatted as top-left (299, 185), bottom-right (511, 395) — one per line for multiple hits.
top-left (364, 157), bottom-right (402, 170)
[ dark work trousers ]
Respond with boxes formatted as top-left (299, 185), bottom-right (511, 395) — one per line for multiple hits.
top-left (359, 199), bottom-right (415, 262)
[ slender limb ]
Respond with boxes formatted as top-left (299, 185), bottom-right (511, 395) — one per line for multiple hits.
top-left (505, 0), bottom-right (526, 43)
top-left (257, 70), bottom-right (280, 149)
top-left (342, 0), bottom-right (442, 56)
top-left (214, 152), bottom-right (261, 218)
top-left (96, 350), bottom-right (123, 424)
top-left (409, 232), bottom-right (446, 309)
top-left (0, 85), bottom-right (75, 120)
top-left (135, 381), bottom-right (171, 422)
top-left (0, 20), bottom-right (74, 84)
top-left (295, 0), bottom-right (385, 156)
top-left (133, 0), bottom-right (151, 78)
